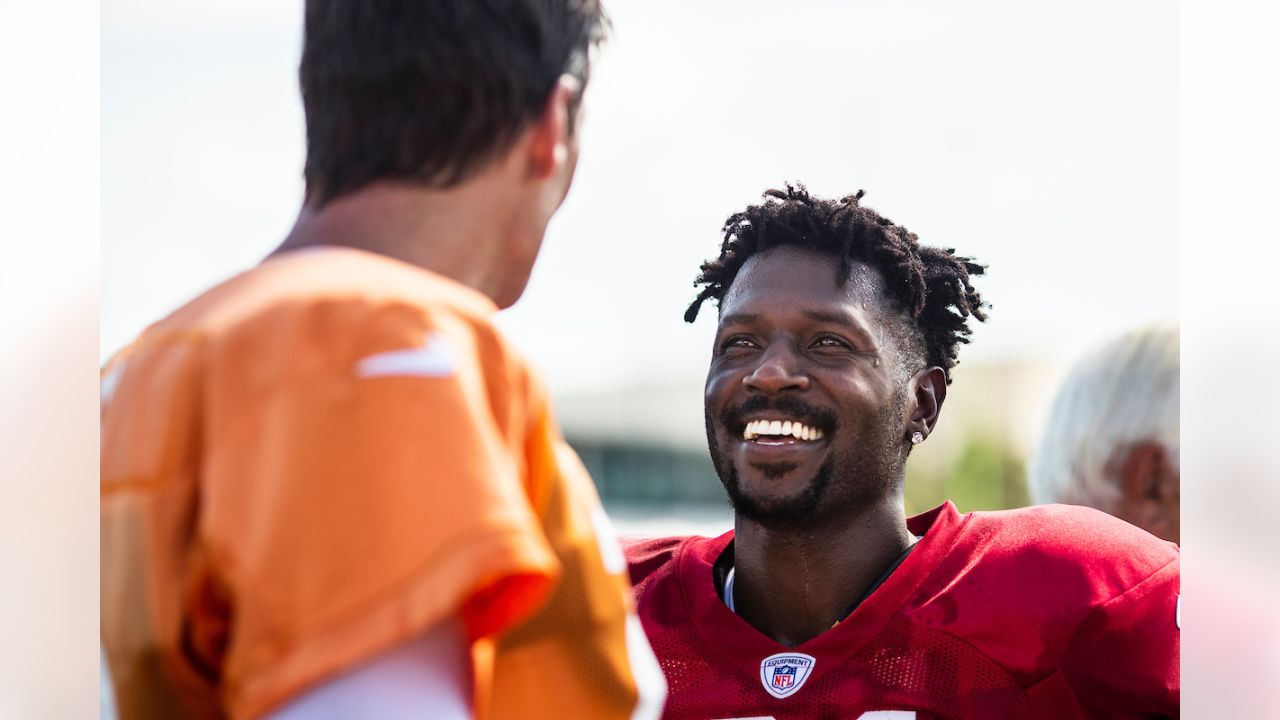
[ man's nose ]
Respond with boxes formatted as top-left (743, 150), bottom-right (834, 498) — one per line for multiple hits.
top-left (743, 345), bottom-right (810, 393)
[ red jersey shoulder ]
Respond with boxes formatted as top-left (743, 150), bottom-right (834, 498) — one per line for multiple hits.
top-left (914, 503), bottom-right (1177, 620)
top-left (962, 503), bottom-right (1177, 588)
top-left (623, 535), bottom-right (690, 589)
top-left (906, 503), bottom-right (1178, 684)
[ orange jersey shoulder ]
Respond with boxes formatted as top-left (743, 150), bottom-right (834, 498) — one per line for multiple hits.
top-left (102, 248), bottom-right (662, 719)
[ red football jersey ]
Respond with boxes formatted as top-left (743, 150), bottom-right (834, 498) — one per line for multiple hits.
top-left (626, 501), bottom-right (1179, 719)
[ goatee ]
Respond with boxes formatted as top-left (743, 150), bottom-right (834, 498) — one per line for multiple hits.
top-left (706, 405), bottom-right (835, 528)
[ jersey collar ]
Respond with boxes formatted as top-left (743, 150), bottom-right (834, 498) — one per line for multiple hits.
top-left (678, 501), bottom-right (967, 667)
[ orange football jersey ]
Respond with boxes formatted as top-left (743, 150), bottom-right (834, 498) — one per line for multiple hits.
top-left (101, 247), bottom-right (664, 719)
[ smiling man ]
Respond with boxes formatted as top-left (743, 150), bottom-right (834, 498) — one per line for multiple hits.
top-left (626, 185), bottom-right (1180, 719)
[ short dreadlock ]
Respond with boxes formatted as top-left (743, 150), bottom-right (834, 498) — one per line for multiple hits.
top-left (685, 184), bottom-right (988, 383)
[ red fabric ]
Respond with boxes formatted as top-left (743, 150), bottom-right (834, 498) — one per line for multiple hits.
top-left (626, 502), bottom-right (1179, 719)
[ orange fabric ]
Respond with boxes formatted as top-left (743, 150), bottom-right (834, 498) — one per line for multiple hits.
top-left (101, 247), bottom-right (656, 719)
top-left (485, 431), bottom-right (645, 719)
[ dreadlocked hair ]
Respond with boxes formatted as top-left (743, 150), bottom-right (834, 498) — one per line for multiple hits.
top-left (685, 183), bottom-right (988, 383)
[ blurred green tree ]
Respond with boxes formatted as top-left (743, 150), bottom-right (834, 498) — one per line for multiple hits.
top-left (906, 434), bottom-right (1029, 515)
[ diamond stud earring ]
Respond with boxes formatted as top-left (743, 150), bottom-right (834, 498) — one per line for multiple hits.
top-left (911, 431), bottom-right (924, 444)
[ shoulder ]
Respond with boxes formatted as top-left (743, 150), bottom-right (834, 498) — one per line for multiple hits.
top-left (623, 534), bottom-right (728, 607)
top-left (109, 250), bottom-right (544, 449)
top-left (144, 247), bottom-right (501, 346)
top-left (143, 249), bottom-right (528, 389)
top-left (961, 504), bottom-right (1178, 592)
top-left (972, 508), bottom-right (1182, 712)
top-left (906, 503), bottom-right (1178, 682)
top-left (219, 250), bottom-right (508, 357)
top-left (623, 532), bottom-right (732, 595)
top-left (895, 503), bottom-right (1180, 690)
top-left (623, 534), bottom-right (725, 632)
top-left (914, 502), bottom-right (1178, 597)
top-left (623, 535), bottom-right (690, 588)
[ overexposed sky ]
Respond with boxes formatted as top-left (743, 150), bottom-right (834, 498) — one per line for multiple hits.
top-left (102, 0), bottom-right (1178, 397)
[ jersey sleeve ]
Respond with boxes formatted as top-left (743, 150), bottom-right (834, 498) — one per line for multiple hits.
top-left (483, 422), bottom-right (665, 720)
top-left (202, 305), bottom-right (559, 720)
top-left (1061, 553), bottom-right (1180, 718)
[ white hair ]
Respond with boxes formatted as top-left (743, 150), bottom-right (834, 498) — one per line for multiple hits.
top-left (1029, 323), bottom-right (1179, 509)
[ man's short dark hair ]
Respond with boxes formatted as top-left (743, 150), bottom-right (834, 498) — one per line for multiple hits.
top-left (300, 0), bottom-right (608, 206)
top-left (686, 184), bottom-right (989, 383)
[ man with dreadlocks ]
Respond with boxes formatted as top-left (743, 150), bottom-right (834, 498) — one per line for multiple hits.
top-left (625, 185), bottom-right (1179, 719)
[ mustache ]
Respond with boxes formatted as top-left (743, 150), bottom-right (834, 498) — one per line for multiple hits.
top-left (719, 395), bottom-right (838, 433)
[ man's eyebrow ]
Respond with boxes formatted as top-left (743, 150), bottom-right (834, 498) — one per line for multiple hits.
top-left (802, 309), bottom-right (880, 345)
top-left (802, 309), bottom-right (863, 329)
top-left (718, 313), bottom-right (761, 327)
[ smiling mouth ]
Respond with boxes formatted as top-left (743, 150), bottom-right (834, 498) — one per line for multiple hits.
top-left (741, 419), bottom-right (826, 444)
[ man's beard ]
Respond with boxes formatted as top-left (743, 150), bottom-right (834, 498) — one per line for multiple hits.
top-left (714, 449), bottom-right (835, 528)
top-left (706, 392), bottom-right (906, 529)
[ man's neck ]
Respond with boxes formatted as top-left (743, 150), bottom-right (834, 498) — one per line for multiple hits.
top-left (730, 495), bottom-right (913, 647)
top-left (272, 174), bottom-right (534, 307)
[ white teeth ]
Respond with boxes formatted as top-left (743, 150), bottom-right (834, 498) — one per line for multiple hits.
top-left (741, 419), bottom-right (825, 442)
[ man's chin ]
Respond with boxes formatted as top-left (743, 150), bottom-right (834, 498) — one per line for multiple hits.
top-left (722, 464), bottom-right (830, 527)
top-left (746, 460), bottom-right (802, 481)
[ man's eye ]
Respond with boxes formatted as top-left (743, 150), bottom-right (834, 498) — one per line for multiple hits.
top-left (812, 335), bottom-right (851, 350)
top-left (721, 336), bottom-right (757, 351)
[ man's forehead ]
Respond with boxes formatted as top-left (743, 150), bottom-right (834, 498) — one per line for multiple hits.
top-left (718, 246), bottom-right (890, 315)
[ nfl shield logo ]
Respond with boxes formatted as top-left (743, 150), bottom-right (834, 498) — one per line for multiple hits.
top-left (759, 652), bottom-right (816, 699)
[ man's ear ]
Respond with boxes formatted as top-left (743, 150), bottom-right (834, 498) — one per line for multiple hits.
top-left (526, 75), bottom-right (580, 180)
top-left (1118, 442), bottom-right (1179, 542)
top-left (908, 366), bottom-right (947, 442)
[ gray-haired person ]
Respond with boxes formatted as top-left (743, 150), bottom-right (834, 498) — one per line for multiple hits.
top-left (1029, 323), bottom-right (1179, 543)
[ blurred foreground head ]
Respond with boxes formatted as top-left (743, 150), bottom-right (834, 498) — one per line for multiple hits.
top-left (300, 0), bottom-right (607, 205)
top-left (1030, 324), bottom-right (1180, 543)
top-left (294, 1), bottom-right (608, 307)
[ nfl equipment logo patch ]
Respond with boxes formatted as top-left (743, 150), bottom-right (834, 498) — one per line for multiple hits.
top-left (759, 652), bottom-right (816, 699)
